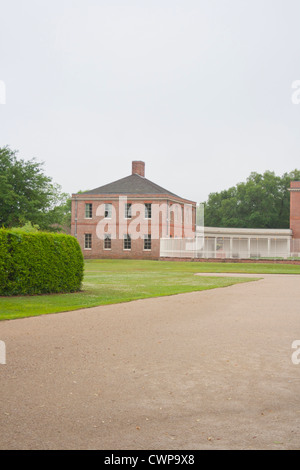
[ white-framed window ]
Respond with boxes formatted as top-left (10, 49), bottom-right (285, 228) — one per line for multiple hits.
top-left (123, 234), bottom-right (131, 250)
top-left (145, 203), bottom-right (152, 219)
top-left (85, 203), bottom-right (92, 219)
top-left (104, 203), bottom-right (112, 218)
top-left (125, 203), bottom-right (132, 219)
top-left (144, 234), bottom-right (151, 250)
top-left (84, 233), bottom-right (92, 249)
top-left (104, 234), bottom-right (111, 250)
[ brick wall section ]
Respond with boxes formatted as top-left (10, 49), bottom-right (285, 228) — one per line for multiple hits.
top-left (290, 181), bottom-right (300, 239)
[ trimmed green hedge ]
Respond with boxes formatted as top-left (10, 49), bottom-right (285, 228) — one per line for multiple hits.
top-left (0, 230), bottom-right (84, 296)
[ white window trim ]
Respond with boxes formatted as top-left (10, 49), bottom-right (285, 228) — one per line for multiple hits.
top-left (104, 235), bottom-right (112, 250)
top-left (123, 235), bottom-right (132, 250)
top-left (143, 235), bottom-right (152, 251)
top-left (84, 233), bottom-right (92, 249)
top-left (85, 203), bottom-right (93, 219)
top-left (104, 203), bottom-right (112, 219)
top-left (144, 203), bottom-right (152, 220)
top-left (125, 203), bottom-right (132, 219)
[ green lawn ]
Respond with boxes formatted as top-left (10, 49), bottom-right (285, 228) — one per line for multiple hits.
top-left (0, 259), bottom-right (299, 321)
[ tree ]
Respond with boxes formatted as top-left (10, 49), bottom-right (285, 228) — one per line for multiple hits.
top-left (203, 170), bottom-right (300, 229)
top-left (0, 146), bottom-right (70, 231)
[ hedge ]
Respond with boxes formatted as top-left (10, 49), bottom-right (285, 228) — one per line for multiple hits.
top-left (0, 230), bottom-right (84, 296)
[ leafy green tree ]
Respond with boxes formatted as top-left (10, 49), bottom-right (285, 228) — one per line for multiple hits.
top-left (0, 146), bottom-right (70, 231)
top-left (203, 170), bottom-right (300, 229)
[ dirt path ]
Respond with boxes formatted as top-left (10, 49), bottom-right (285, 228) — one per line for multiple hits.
top-left (0, 274), bottom-right (300, 450)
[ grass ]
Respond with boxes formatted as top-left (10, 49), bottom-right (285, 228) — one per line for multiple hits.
top-left (0, 259), bottom-right (299, 321)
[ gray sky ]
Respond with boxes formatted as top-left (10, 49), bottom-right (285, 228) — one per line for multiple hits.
top-left (1, 0), bottom-right (300, 203)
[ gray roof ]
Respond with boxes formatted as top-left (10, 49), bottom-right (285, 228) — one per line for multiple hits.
top-left (80, 173), bottom-right (181, 198)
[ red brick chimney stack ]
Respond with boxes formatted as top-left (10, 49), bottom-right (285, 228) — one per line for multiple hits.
top-left (290, 181), bottom-right (300, 239)
top-left (132, 161), bottom-right (145, 177)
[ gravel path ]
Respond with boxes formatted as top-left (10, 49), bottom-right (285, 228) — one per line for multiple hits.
top-left (0, 273), bottom-right (300, 450)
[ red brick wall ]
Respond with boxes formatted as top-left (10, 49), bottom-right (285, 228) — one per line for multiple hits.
top-left (80, 235), bottom-right (160, 260)
top-left (290, 182), bottom-right (300, 239)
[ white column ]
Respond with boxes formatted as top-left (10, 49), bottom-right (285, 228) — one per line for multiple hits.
top-left (230, 237), bottom-right (233, 258)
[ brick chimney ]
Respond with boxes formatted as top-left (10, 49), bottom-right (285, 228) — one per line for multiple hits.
top-left (290, 181), bottom-right (300, 239)
top-left (132, 161), bottom-right (145, 177)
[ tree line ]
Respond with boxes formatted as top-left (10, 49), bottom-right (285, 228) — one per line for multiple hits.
top-left (201, 169), bottom-right (300, 228)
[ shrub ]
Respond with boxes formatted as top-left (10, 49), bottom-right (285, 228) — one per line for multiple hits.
top-left (10, 221), bottom-right (40, 233)
top-left (0, 230), bottom-right (84, 296)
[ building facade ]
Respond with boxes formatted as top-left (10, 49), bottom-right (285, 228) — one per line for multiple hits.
top-left (71, 161), bottom-right (196, 260)
top-left (290, 181), bottom-right (300, 239)
top-left (72, 165), bottom-right (300, 260)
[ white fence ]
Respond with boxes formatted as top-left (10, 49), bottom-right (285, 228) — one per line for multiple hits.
top-left (160, 237), bottom-right (300, 260)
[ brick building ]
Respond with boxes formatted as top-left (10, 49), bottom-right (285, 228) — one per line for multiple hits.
top-left (290, 181), bottom-right (300, 239)
top-left (71, 161), bottom-right (196, 259)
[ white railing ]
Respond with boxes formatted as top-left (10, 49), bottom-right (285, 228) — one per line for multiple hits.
top-left (160, 237), bottom-right (300, 260)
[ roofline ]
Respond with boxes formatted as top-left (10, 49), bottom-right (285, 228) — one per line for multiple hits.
top-left (198, 226), bottom-right (292, 236)
top-left (71, 193), bottom-right (196, 205)
top-left (77, 173), bottom-right (190, 199)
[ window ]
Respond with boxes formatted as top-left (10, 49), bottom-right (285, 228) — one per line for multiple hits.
top-left (84, 233), bottom-right (92, 249)
top-left (85, 203), bottom-right (92, 219)
top-left (145, 203), bottom-right (152, 219)
top-left (104, 203), bottom-right (112, 218)
top-left (144, 234), bottom-right (151, 250)
top-left (123, 234), bottom-right (131, 250)
top-left (125, 203), bottom-right (132, 219)
top-left (104, 234), bottom-right (111, 250)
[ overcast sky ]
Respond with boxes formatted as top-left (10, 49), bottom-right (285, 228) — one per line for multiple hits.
top-left (1, 0), bottom-right (300, 203)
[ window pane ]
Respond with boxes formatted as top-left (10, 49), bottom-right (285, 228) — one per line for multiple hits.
top-left (104, 234), bottom-right (111, 249)
top-left (144, 234), bottom-right (151, 250)
top-left (105, 203), bottom-right (112, 218)
top-left (125, 203), bottom-right (132, 219)
top-left (145, 203), bottom-right (152, 219)
top-left (85, 203), bottom-right (92, 218)
top-left (84, 233), bottom-right (92, 249)
top-left (123, 234), bottom-right (131, 250)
